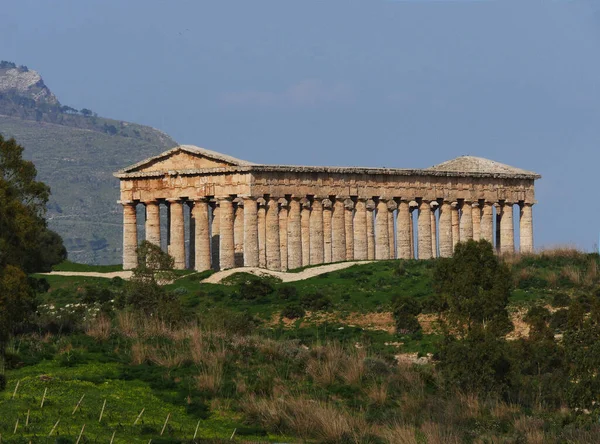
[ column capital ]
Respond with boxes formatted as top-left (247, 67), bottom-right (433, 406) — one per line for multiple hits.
top-left (117, 200), bottom-right (136, 206)
top-left (215, 195), bottom-right (235, 202)
top-left (166, 197), bottom-right (184, 203)
top-left (520, 201), bottom-right (534, 207)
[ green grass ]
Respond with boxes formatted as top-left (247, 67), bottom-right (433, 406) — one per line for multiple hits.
top-left (52, 260), bottom-right (123, 273)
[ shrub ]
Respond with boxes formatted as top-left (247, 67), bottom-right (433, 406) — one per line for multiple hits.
top-left (551, 292), bottom-right (570, 308)
top-left (301, 292), bottom-right (332, 311)
top-left (238, 277), bottom-right (274, 300)
top-left (0, 374), bottom-right (6, 391)
top-left (550, 309), bottom-right (568, 331)
top-left (276, 285), bottom-right (298, 301)
top-left (281, 304), bottom-right (305, 319)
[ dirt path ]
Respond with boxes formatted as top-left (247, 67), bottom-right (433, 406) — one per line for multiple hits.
top-left (41, 271), bottom-right (133, 279)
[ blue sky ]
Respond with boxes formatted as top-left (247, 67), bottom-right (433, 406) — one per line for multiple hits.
top-left (2, 0), bottom-right (600, 249)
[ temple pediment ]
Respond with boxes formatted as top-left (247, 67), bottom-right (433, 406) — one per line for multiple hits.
top-left (119, 145), bottom-right (254, 174)
top-left (426, 156), bottom-right (540, 178)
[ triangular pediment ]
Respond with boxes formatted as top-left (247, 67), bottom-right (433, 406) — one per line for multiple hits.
top-left (426, 156), bottom-right (540, 178)
top-left (120, 145), bottom-right (254, 173)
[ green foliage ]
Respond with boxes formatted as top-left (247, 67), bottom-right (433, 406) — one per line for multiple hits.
top-left (281, 304), bottom-right (305, 319)
top-left (552, 292), bottom-right (570, 307)
top-left (301, 291), bottom-right (332, 311)
top-left (238, 275), bottom-right (275, 300)
top-left (392, 295), bottom-right (422, 335)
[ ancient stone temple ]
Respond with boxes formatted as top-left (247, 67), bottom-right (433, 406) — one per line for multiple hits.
top-left (114, 145), bottom-right (540, 271)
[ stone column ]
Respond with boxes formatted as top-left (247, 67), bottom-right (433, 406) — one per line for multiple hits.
top-left (438, 201), bottom-right (453, 258)
top-left (301, 200), bottom-right (311, 267)
top-left (211, 204), bottom-right (220, 270)
top-left (409, 205), bottom-right (416, 259)
top-left (234, 201), bottom-right (244, 267)
top-left (354, 198), bottom-right (368, 260)
top-left (430, 203), bottom-right (438, 258)
top-left (332, 198), bottom-right (347, 262)
top-left (145, 200), bottom-right (161, 247)
top-left (495, 205), bottom-right (502, 253)
top-left (188, 202), bottom-right (195, 270)
top-left (500, 201), bottom-right (514, 255)
top-left (472, 202), bottom-right (481, 241)
top-left (345, 200), bottom-right (355, 261)
top-left (375, 199), bottom-right (390, 260)
top-left (460, 201), bottom-right (473, 241)
top-left (323, 200), bottom-right (333, 263)
top-left (266, 197), bottom-right (281, 270)
top-left (168, 199), bottom-right (186, 270)
top-left (192, 199), bottom-right (211, 272)
top-left (418, 199), bottom-right (432, 260)
top-left (279, 200), bottom-right (289, 270)
top-left (367, 200), bottom-right (376, 260)
top-left (451, 202), bottom-right (460, 251)
top-left (122, 202), bottom-right (138, 270)
top-left (243, 198), bottom-right (259, 267)
top-left (219, 197), bottom-right (235, 270)
top-left (480, 202), bottom-right (494, 244)
top-left (520, 202), bottom-right (534, 254)
top-left (310, 199), bottom-right (324, 265)
top-left (387, 201), bottom-right (396, 259)
top-left (397, 200), bottom-right (412, 259)
top-left (258, 200), bottom-right (266, 268)
top-left (288, 198), bottom-right (302, 269)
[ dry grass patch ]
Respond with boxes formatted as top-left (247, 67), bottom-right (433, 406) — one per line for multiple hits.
top-left (85, 313), bottom-right (111, 340)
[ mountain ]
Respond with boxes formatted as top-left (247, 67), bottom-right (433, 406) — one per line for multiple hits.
top-left (0, 61), bottom-right (178, 264)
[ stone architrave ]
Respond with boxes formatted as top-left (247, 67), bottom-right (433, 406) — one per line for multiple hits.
top-left (430, 203), bottom-right (438, 258)
top-left (258, 201), bottom-right (266, 268)
top-left (353, 198), bottom-right (368, 260)
top-left (243, 198), bottom-right (259, 267)
top-left (168, 199), bottom-right (186, 270)
top-left (234, 201), bottom-right (244, 267)
top-left (332, 199), bottom-right (346, 262)
top-left (192, 199), bottom-right (211, 272)
top-left (310, 199), bottom-right (324, 265)
top-left (323, 199), bottom-right (333, 263)
top-left (345, 199), bottom-right (355, 261)
top-left (500, 201), bottom-right (514, 255)
top-left (520, 203), bottom-right (534, 254)
top-left (472, 202), bottom-right (481, 241)
top-left (287, 198), bottom-right (302, 269)
top-left (480, 202), bottom-right (494, 244)
top-left (265, 197), bottom-right (281, 270)
top-left (219, 197), bottom-right (235, 270)
top-left (145, 200), bottom-right (161, 247)
top-left (396, 200), bottom-right (412, 259)
top-left (279, 200), bottom-right (289, 270)
top-left (211, 204), bottom-right (220, 270)
top-left (438, 201), bottom-right (453, 258)
top-left (460, 201), bottom-right (473, 241)
top-left (301, 200), bottom-right (311, 267)
top-left (122, 202), bottom-right (138, 270)
top-left (375, 199), bottom-right (390, 260)
top-left (418, 199), bottom-right (432, 260)
top-left (451, 202), bottom-right (460, 251)
top-left (366, 200), bottom-right (376, 260)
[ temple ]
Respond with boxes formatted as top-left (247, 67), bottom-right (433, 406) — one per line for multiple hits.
top-left (114, 145), bottom-right (541, 270)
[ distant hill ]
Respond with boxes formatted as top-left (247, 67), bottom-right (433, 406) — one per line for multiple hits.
top-left (0, 61), bottom-right (178, 264)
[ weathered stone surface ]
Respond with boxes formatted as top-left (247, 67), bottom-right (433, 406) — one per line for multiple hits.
top-left (288, 198), bottom-right (302, 269)
top-left (279, 200), bottom-right (289, 271)
top-left (219, 198), bottom-right (235, 270)
top-left (168, 200), bottom-right (186, 270)
top-left (439, 201), bottom-right (452, 258)
top-left (192, 200), bottom-right (211, 272)
top-left (234, 202), bottom-right (244, 267)
top-left (345, 199), bottom-right (354, 261)
top-left (375, 199), bottom-right (390, 260)
top-left (266, 197), bottom-right (281, 271)
top-left (332, 199), bottom-right (346, 262)
top-left (387, 200), bottom-right (396, 259)
top-left (500, 202), bottom-right (515, 255)
top-left (367, 200), bottom-right (376, 260)
top-left (310, 199), bottom-right (324, 265)
top-left (418, 200), bottom-right (432, 260)
top-left (301, 200), bottom-right (311, 267)
top-left (520, 203), bottom-right (533, 254)
top-left (460, 202), bottom-right (473, 241)
top-left (472, 202), bottom-right (481, 241)
top-left (122, 203), bottom-right (138, 270)
top-left (397, 200), bottom-right (411, 259)
top-left (258, 202), bottom-right (266, 268)
top-left (354, 199), bottom-right (368, 260)
top-left (430, 203), bottom-right (438, 258)
top-left (211, 205), bottom-right (220, 270)
top-left (481, 202), bottom-right (494, 243)
top-left (243, 198), bottom-right (259, 267)
top-left (323, 199), bottom-right (333, 263)
top-left (145, 201), bottom-right (161, 247)
top-left (451, 202), bottom-right (460, 251)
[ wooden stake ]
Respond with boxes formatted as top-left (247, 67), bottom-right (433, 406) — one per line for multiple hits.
top-left (40, 388), bottom-right (47, 408)
top-left (25, 409), bottom-right (30, 426)
top-left (11, 380), bottom-right (20, 399)
top-left (193, 420), bottom-right (200, 439)
top-left (133, 407), bottom-right (145, 425)
top-left (48, 419), bottom-right (60, 437)
top-left (75, 424), bottom-right (85, 444)
top-left (72, 394), bottom-right (85, 415)
top-left (160, 412), bottom-right (171, 436)
top-left (99, 399), bottom-right (106, 422)
top-left (13, 418), bottom-right (18, 434)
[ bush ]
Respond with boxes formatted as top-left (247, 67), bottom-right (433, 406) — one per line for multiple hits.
top-left (239, 277), bottom-right (274, 300)
top-left (0, 374), bottom-right (6, 391)
top-left (276, 285), bottom-right (298, 301)
top-left (281, 304), bottom-right (305, 319)
top-left (394, 313), bottom-right (421, 335)
top-left (552, 292), bottom-right (570, 308)
top-left (550, 309), bottom-right (568, 331)
top-left (301, 292), bottom-right (332, 311)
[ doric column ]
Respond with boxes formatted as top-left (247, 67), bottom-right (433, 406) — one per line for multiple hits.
top-left (495, 204), bottom-right (502, 253)
top-left (438, 201), bottom-right (452, 258)
top-left (301, 200), bottom-right (311, 267)
top-left (279, 200), bottom-right (289, 270)
top-left (288, 198), bottom-right (302, 269)
top-left (367, 200), bottom-right (376, 260)
top-left (354, 198), bottom-right (368, 260)
top-left (472, 202), bottom-right (481, 241)
top-left (460, 201), bottom-right (473, 241)
top-left (234, 201), bottom-right (244, 267)
top-left (418, 199), bottom-right (432, 260)
top-left (243, 198), bottom-right (259, 267)
top-left (500, 201), bottom-right (514, 255)
top-left (480, 202), bottom-right (494, 244)
top-left (266, 197), bottom-right (281, 270)
top-left (409, 205), bottom-right (415, 259)
top-left (451, 202), bottom-right (460, 251)
top-left (258, 200), bottom-right (266, 268)
top-left (332, 198), bottom-right (347, 262)
top-left (345, 199), bottom-right (355, 261)
top-left (520, 202), bottom-right (534, 254)
top-left (387, 201), bottom-right (396, 259)
top-left (430, 203), bottom-right (438, 258)
top-left (323, 199), bottom-right (333, 263)
top-left (396, 200), bottom-right (411, 259)
top-left (219, 197), bottom-right (235, 270)
top-left (188, 202), bottom-right (195, 270)
top-left (122, 202), bottom-right (138, 270)
top-left (211, 204), bottom-right (220, 270)
top-left (192, 199), bottom-right (211, 272)
top-left (168, 199), bottom-right (186, 270)
top-left (145, 200), bottom-right (161, 247)
top-left (310, 199), bottom-right (324, 265)
top-left (375, 199), bottom-right (390, 260)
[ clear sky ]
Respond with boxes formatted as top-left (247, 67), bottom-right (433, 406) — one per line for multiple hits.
top-left (2, 0), bottom-right (599, 250)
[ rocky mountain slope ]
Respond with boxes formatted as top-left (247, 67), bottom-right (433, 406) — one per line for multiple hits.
top-left (0, 61), bottom-right (177, 264)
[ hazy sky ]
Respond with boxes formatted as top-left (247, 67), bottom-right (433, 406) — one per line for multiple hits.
top-left (2, 0), bottom-right (600, 250)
